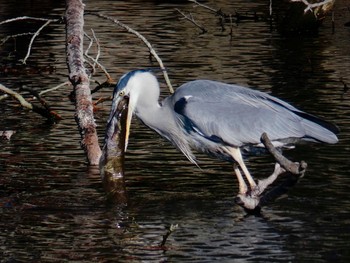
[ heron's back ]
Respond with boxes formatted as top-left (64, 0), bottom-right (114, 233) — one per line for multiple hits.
top-left (171, 80), bottom-right (338, 147)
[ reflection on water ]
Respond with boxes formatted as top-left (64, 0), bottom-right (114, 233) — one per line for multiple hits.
top-left (1, 0), bottom-right (350, 262)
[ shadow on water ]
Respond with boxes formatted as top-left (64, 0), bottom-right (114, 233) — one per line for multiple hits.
top-left (1, 0), bottom-right (350, 262)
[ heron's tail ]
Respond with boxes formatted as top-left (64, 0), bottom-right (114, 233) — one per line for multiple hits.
top-left (296, 111), bottom-right (339, 144)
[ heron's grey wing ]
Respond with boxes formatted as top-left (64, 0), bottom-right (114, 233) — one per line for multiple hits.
top-left (172, 80), bottom-right (338, 146)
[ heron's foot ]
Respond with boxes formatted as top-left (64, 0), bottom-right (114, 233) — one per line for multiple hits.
top-left (235, 162), bottom-right (307, 212)
top-left (235, 193), bottom-right (260, 211)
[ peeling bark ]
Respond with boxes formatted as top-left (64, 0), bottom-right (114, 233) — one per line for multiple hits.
top-left (65, 0), bottom-right (101, 165)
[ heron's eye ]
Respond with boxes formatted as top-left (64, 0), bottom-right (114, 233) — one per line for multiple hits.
top-left (119, 90), bottom-right (125, 96)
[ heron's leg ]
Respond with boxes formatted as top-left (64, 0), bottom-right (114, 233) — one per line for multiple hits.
top-left (234, 163), bottom-right (248, 194)
top-left (226, 147), bottom-right (257, 189)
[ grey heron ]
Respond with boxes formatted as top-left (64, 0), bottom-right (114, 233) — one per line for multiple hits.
top-left (107, 69), bottom-right (339, 201)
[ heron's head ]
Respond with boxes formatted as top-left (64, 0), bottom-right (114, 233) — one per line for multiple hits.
top-left (108, 69), bottom-right (160, 150)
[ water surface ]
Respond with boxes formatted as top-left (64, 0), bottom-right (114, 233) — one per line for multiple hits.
top-left (1, 0), bottom-right (350, 262)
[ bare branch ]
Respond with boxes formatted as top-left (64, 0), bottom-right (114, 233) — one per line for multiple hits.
top-left (92, 13), bottom-right (174, 94)
top-left (0, 16), bottom-right (53, 25)
top-left (260, 132), bottom-right (307, 175)
top-left (290, 0), bottom-right (334, 14)
top-left (91, 29), bottom-right (101, 72)
top-left (0, 84), bottom-right (33, 109)
top-left (94, 95), bottom-right (112, 106)
top-left (38, 81), bottom-right (71, 96)
top-left (0, 83), bottom-right (62, 122)
top-left (175, 9), bottom-right (207, 34)
top-left (235, 133), bottom-right (307, 212)
top-left (188, 0), bottom-right (218, 14)
top-left (20, 20), bottom-right (53, 64)
top-left (1, 32), bottom-right (35, 46)
top-left (84, 31), bottom-right (96, 74)
top-left (0, 16), bottom-right (60, 63)
top-left (84, 30), bottom-right (113, 82)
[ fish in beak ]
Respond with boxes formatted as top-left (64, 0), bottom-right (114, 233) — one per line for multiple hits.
top-left (107, 95), bottom-right (132, 152)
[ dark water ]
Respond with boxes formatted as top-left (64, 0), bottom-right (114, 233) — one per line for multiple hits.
top-left (1, 0), bottom-right (350, 262)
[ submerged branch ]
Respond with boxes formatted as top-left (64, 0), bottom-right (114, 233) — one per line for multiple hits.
top-left (0, 84), bottom-right (33, 109)
top-left (0, 83), bottom-right (62, 123)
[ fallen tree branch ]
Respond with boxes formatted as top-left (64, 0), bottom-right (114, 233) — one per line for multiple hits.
top-left (260, 132), bottom-right (307, 175)
top-left (0, 84), bottom-right (33, 109)
top-left (235, 132), bottom-right (307, 213)
top-left (91, 13), bottom-right (174, 94)
top-left (0, 83), bottom-right (62, 122)
top-left (66, 0), bottom-right (102, 165)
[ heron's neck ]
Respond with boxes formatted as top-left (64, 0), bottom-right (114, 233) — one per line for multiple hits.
top-left (135, 98), bottom-right (164, 128)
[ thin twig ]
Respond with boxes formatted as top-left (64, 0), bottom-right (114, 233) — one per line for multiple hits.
top-left (175, 9), bottom-right (207, 34)
top-left (92, 13), bottom-right (174, 94)
top-left (1, 32), bottom-right (35, 46)
top-left (39, 81), bottom-right (71, 96)
top-left (83, 30), bottom-right (113, 81)
top-left (91, 29), bottom-right (101, 72)
top-left (94, 95), bottom-right (112, 106)
top-left (0, 16), bottom-right (53, 25)
top-left (21, 86), bottom-right (51, 112)
top-left (20, 20), bottom-right (53, 64)
top-left (0, 16), bottom-right (60, 64)
top-left (0, 84), bottom-right (33, 109)
top-left (84, 31), bottom-right (96, 74)
top-left (189, 0), bottom-right (218, 14)
top-left (290, 0), bottom-right (334, 13)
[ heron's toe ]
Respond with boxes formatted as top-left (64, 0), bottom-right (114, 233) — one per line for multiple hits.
top-left (235, 193), bottom-right (260, 210)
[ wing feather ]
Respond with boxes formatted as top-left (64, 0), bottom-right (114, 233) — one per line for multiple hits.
top-left (171, 80), bottom-right (338, 147)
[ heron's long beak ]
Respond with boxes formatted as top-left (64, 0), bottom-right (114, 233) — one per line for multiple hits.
top-left (124, 100), bottom-right (132, 151)
top-left (108, 95), bottom-right (132, 152)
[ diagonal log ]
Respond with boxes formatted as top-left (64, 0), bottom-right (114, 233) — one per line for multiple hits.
top-left (260, 132), bottom-right (307, 175)
top-left (66, 0), bottom-right (101, 165)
